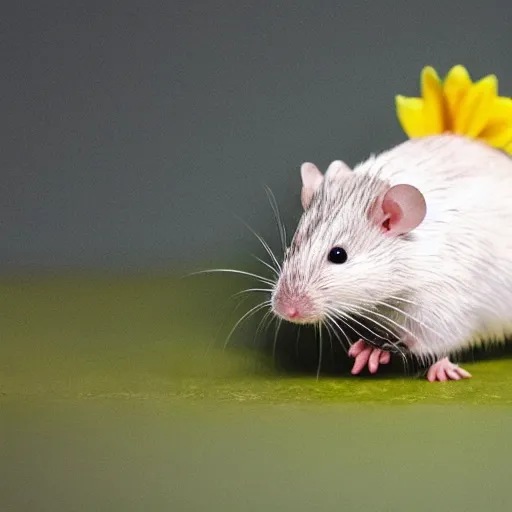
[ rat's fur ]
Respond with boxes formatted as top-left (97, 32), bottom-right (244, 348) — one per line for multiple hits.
top-left (272, 134), bottom-right (512, 365)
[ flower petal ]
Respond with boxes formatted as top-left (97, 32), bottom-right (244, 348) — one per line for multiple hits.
top-left (454, 74), bottom-right (498, 137)
top-left (479, 97), bottom-right (512, 148)
top-left (479, 120), bottom-right (512, 148)
top-left (420, 66), bottom-right (446, 133)
top-left (489, 97), bottom-right (512, 122)
top-left (395, 96), bottom-right (429, 137)
top-left (442, 65), bottom-right (472, 127)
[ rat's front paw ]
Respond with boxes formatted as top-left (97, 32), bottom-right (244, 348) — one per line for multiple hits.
top-left (348, 339), bottom-right (391, 375)
top-left (426, 357), bottom-right (472, 382)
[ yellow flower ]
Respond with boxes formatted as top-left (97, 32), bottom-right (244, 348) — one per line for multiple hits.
top-left (396, 65), bottom-right (512, 154)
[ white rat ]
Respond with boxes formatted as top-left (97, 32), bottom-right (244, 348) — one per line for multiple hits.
top-left (271, 134), bottom-right (512, 381)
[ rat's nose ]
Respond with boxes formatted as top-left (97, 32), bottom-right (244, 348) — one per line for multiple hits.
top-left (282, 305), bottom-right (299, 319)
top-left (272, 292), bottom-right (314, 323)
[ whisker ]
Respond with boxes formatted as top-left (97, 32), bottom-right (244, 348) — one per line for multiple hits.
top-left (272, 318), bottom-right (283, 365)
top-left (224, 300), bottom-right (272, 350)
top-left (232, 288), bottom-right (273, 298)
top-left (316, 323), bottom-right (324, 380)
top-left (254, 308), bottom-right (274, 345)
top-left (386, 294), bottom-right (452, 342)
top-left (323, 316), bottom-right (344, 357)
top-left (324, 314), bottom-right (351, 354)
top-left (331, 303), bottom-right (410, 372)
top-left (206, 291), bottom-right (252, 354)
top-left (372, 299), bottom-right (444, 339)
top-left (327, 305), bottom-right (388, 342)
top-left (188, 268), bottom-right (275, 287)
top-left (325, 320), bottom-right (334, 356)
top-left (252, 254), bottom-right (279, 277)
top-left (352, 312), bottom-right (410, 373)
top-left (345, 302), bottom-right (419, 344)
top-left (262, 309), bottom-right (277, 335)
top-left (256, 309), bottom-right (277, 349)
top-left (234, 214), bottom-right (282, 272)
top-left (353, 301), bottom-right (432, 365)
top-left (264, 185), bottom-right (287, 256)
top-left (387, 294), bottom-right (420, 307)
top-left (320, 319), bottom-right (334, 362)
top-left (295, 326), bottom-right (302, 359)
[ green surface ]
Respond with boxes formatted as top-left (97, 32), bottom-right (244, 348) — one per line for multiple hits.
top-left (2, 273), bottom-right (512, 511)
top-left (3, 400), bottom-right (512, 512)
top-left (1, 272), bottom-right (512, 405)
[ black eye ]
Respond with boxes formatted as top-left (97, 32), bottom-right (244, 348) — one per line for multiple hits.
top-left (328, 247), bottom-right (347, 264)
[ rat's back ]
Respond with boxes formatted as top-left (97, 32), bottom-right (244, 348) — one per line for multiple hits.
top-left (358, 134), bottom-right (512, 257)
top-left (356, 134), bottom-right (512, 355)
top-left (359, 134), bottom-right (512, 213)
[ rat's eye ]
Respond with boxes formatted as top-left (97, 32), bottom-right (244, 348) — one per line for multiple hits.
top-left (328, 247), bottom-right (347, 264)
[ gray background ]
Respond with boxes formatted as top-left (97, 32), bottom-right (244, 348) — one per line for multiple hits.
top-left (2, 0), bottom-right (511, 272)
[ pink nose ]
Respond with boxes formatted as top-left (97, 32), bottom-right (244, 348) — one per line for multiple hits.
top-left (273, 293), bottom-right (312, 322)
top-left (283, 306), bottom-right (299, 319)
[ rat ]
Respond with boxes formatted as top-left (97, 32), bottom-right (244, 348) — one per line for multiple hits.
top-left (270, 134), bottom-right (512, 381)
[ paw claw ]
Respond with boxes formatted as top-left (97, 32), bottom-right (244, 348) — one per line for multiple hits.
top-left (457, 367), bottom-right (472, 379)
top-left (427, 358), bottom-right (471, 382)
top-left (446, 369), bottom-right (461, 381)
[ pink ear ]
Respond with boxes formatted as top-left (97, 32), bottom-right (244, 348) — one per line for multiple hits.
top-left (300, 162), bottom-right (324, 210)
top-left (325, 160), bottom-right (352, 179)
top-left (370, 184), bottom-right (426, 235)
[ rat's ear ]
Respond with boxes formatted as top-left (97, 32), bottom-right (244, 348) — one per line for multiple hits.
top-left (370, 184), bottom-right (426, 235)
top-left (300, 162), bottom-right (324, 210)
top-left (325, 160), bottom-right (352, 179)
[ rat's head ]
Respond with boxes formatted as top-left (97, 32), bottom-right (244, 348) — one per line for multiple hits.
top-left (271, 160), bottom-right (427, 325)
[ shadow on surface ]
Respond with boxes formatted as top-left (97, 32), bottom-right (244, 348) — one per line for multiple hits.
top-left (257, 311), bottom-right (512, 380)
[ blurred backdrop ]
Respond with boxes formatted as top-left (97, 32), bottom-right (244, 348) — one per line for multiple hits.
top-left (2, 0), bottom-right (511, 274)
top-left (3, 4), bottom-right (512, 511)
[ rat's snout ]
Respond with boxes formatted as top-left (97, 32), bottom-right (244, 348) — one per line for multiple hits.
top-left (272, 287), bottom-right (318, 324)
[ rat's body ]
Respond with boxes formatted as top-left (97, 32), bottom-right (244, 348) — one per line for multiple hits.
top-left (271, 134), bottom-right (512, 381)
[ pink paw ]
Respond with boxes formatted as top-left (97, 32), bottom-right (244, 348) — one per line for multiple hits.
top-left (348, 339), bottom-right (391, 375)
top-left (426, 357), bottom-right (472, 382)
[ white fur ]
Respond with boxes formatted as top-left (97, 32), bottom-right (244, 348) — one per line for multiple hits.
top-left (273, 134), bottom-right (512, 363)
